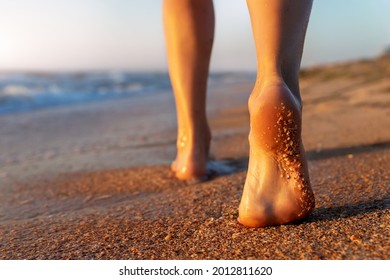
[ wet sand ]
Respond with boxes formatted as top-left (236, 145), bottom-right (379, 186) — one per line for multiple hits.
top-left (0, 56), bottom-right (389, 259)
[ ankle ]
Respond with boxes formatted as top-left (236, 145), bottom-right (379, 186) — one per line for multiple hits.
top-left (254, 69), bottom-right (302, 103)
top-left (177, 124), bottom-right (211, 148)
top-left (255, 72), bottom-right (284, 90)
top-left (249, 76), bottom-right (302, 114)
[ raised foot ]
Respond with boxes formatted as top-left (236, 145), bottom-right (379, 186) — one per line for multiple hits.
top-left (238, 83), bottom-right (315, 227)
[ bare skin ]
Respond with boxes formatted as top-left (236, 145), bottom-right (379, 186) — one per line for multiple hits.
top-left (163, 0), bottom-right (214, 180)
top-left (163, 0), bottom-right (315, 226)
top-left (238, 80), bottom-right (315, 227)
top-left (238, 0), bottom-right (315, 227)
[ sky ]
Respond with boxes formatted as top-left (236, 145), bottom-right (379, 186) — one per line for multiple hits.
top-left (0, 0), bottom-right (389, 72)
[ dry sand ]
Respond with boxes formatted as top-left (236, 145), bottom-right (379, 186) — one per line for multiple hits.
top-left (0, 56), bottom-right (389, 259)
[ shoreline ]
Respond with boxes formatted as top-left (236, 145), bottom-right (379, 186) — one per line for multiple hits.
top-left (1, 58), bottom-right (389, 259)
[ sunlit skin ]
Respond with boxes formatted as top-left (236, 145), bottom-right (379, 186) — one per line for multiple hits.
top-left (163, 0), bottom-right (213, 181)
top-left (163, 0), bottom-right (315, 227)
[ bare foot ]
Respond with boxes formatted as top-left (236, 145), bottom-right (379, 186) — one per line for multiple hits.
top-left (171, 126), bottom-right (211, 182)
top-left (238, 82), bottom-right (315, 227)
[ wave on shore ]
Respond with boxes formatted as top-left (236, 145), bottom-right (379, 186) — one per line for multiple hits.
top-left (0, 72), bottom-right (255, 114)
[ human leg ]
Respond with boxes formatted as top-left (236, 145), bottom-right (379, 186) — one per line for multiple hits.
top-left (238, 0), bottom-right (315, 227)
top-left (163, 0), bottom-right (214, 181)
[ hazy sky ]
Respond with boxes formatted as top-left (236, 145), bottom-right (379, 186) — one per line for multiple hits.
top-left (0, 0), bottom-right (389, 71)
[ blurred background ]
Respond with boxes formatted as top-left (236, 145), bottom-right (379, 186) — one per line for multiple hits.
top-left (0, 0), bottom-right (389, 113)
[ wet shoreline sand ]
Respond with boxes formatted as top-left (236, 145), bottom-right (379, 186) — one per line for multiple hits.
top-left (1, 57), bottom-right (389, 259)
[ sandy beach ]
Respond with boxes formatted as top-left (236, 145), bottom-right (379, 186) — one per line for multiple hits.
top-left (0, 56), bottom-right (389, 259)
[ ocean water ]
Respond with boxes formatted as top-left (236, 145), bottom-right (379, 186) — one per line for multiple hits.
top-left (0, 71), bottom-right (255, 114)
